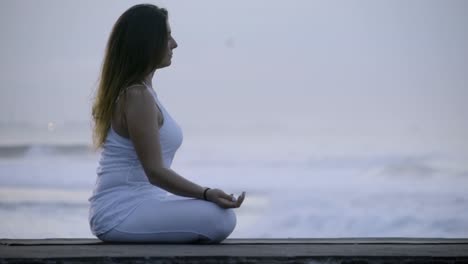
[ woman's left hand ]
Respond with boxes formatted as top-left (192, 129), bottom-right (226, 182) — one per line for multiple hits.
top-left (206, 189), bottom-right (246, 209)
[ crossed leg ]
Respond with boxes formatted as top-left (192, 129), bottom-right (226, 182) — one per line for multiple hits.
top-left (97, 195), bottom-right (237, 244)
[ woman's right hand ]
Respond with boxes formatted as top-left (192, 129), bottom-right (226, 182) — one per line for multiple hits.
top-left (206, 188), bottom-right (245, 209)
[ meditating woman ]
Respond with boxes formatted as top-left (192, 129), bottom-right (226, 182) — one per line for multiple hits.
top-left (88, 4), bottom-right (245, 244)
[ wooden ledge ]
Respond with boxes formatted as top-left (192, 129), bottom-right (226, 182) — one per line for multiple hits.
top-left (1, 238), bottom-right (467, 263)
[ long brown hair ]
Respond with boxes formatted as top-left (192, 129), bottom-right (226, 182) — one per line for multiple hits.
top-left (91, 4), bottom-right (169, 149)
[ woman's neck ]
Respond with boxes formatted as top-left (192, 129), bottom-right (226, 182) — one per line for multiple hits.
top-left (143, 71), bottom-right (155, 88)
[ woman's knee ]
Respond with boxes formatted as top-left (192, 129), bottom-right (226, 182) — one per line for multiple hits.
top-left (223, 208), bottom-right (237, 235)
top-left (206, 207), bottom-right (237, 243)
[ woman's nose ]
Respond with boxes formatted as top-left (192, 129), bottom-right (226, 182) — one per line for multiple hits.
top-left (172, 38), bottom-right (178, 49)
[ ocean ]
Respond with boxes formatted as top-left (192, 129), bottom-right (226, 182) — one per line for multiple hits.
top-left (1, 123), bottom-right (467, 238)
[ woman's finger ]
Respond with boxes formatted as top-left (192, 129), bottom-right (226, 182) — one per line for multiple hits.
top-left (219, 191), bottom-right (233, 201)
top-left (236, 192), bottom-right (245, 207)
top-left (216, 197), bottom-right (237, 208)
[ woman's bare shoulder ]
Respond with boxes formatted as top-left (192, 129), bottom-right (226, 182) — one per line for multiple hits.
top-left (122, 83), bottom-right (147, 95)
top-left (122, 84), bottom-right (155, 110)
top-left (116, 83), bottom-right (148, 103)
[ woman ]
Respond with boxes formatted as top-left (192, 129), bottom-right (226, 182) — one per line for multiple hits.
top-left (88, 4), bottom-right (246, 244)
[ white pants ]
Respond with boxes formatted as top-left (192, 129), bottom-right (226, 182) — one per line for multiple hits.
top-left (97, 195), bottom-right (237, 244)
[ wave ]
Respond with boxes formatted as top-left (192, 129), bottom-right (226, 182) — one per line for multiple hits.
top-left (0, 201), bottom-right (88, 210)
top-left (0, 144), bottom-right (95, 158)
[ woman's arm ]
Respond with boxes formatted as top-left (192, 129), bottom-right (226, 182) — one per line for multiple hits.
top-left (151, 167), bottom-right (245, 208)
top-left (149, 167), bottom-right (206, 199)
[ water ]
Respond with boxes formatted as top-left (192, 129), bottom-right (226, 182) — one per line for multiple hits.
top-left (1, 135), bottom-right (467, 238)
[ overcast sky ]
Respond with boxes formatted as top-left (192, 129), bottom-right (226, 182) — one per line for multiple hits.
top-left (0, 0), bottom-right (467, 155)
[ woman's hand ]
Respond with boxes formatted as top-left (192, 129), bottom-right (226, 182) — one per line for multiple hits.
top-left (206, 188), bottom-right (245, 209)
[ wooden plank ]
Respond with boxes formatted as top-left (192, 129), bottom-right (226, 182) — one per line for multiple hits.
top-left (1, 240), bottom-right (467, 259)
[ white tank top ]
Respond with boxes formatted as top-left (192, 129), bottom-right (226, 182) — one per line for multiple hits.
top-left (88, 83), bottom-right (183, 236)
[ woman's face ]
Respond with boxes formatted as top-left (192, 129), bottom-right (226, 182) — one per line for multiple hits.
top-left (158, 22), bottom-right (178, 68)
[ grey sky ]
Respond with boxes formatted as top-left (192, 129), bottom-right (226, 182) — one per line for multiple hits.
top-left (0, 0), bottom-right (467, 156)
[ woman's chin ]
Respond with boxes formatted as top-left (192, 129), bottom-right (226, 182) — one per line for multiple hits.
top-left (157, 60), bottom-right (172, 69)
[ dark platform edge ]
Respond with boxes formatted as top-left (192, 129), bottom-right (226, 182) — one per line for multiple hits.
top-left (2, 237), bottom-right (468, 246)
